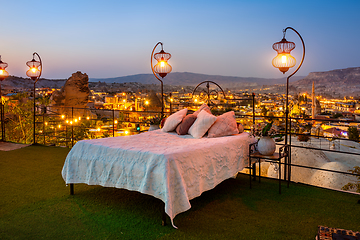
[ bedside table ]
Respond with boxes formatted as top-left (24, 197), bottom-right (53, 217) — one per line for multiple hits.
top-left (248, 141), bottom-right (289, 194)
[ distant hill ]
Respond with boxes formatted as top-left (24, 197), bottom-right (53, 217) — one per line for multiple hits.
top-left (4, 68), bottom-right (360, 98)
top-left (90, 72), bottom-right (304, 88)
top-left (1, 76), bottom-right (66, 90)
top-left (292, 67), bottom-right (360, 97)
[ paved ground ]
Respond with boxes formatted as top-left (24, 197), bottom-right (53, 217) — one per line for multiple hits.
top-left (0, 141), bottom-right (31, 151)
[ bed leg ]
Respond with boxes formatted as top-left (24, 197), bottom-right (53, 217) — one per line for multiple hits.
top-left (161, 208), bottom-right (167, 226)
top-left (70, 183), bottom-right (74, 195)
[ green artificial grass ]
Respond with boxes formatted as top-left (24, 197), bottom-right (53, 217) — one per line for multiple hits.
top-left (0, 145), bottom-right (359, 239)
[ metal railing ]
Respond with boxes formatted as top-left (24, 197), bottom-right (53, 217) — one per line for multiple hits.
top-left (1, 93), bottom-right (359, 193)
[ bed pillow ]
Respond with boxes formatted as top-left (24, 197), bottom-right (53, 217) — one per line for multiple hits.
top-left (160, 117), bottom-right (167, 128)
top-left (193, 103), bottom-right (211, 116)
top-left (162, 108), bottom-right (188, 132)
top-left (208, 111), bottom-right (239, 138)
top-left (237, 122), bottom-right (244, 133)
top-left (188, 110), bottom-right (217, 139)
top-left (176, 113), bottom-right (197, 135)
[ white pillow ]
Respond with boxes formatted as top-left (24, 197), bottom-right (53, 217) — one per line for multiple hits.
top-left (188, 110), bottom-right (217, 139)
top-left (162, 108), bottom-right (188, 132)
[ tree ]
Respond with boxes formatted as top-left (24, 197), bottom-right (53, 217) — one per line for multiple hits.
top-left (348, 126), bottom-right (359, 142)
top-left (332, 113), bottom-right (343, 119)
top-left (4, 94), bottom-right (33, 144)
top-left (260, 106), bottom-right (268, 117)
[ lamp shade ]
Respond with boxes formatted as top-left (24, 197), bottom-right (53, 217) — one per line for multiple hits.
top-left (26, 58), bottom-right (41, 80)
top-left (0, 58), bottom-right (9, 81)
top-left (272, 38), bottom-right (296, 74)
top-left (154, 49), bottom-right (172, 78)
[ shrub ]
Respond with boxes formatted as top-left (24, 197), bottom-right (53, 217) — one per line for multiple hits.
top-left (297, 133), bottom-right (310, 142)
top-left (348, 126), bottom-right (359, 142)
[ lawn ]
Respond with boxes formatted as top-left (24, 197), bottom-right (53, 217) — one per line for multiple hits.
top-left (0, 145), bottom-right (359, 239)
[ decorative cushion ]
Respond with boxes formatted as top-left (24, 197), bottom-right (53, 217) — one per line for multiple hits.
top-left (208, 111), bottom-right (239, 138)
top-left (162, 108), bottom-right (188, 132)
top-left (188, 110), bottom-right (217, 139)
top-left (176, 114), bottom-right (197, 135)
top-left (237, 122), bottom-right (244, 133)
top-left (193, 103), bottom-right (211, 116)
top-left (160, 117), bottom-right (167, 128)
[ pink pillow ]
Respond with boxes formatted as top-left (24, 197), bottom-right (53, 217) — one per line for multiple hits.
top-left (176, 114), bottom-right (197, 135)
top-left (193, 103), bottom-right (211, 116)
top-left (237, 122), bottom-right (244, 133)
top-left (188, 110), bottom-right (217, 139)
top-left (162, 108), bottom-right (188, 132)
top-left (208, 111), bottom-right (239, 138)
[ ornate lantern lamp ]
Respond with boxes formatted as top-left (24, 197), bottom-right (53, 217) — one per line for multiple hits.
top-left (151, 42), bottom-right (172, 116)
top-left (0, 56), bottom-right (9, 141)
top-left (0, 56), bottom-right (9, 82)
top-left (26, 53), bottom-right (42, 82)
top-left (272, 35), bottom-right (296, 74)
top-left (26, 52), bottom-right (42, 145)
top-left (272, 27), bottom-right (305, 186)
top-left (153, 48), bottom-right (172, 78)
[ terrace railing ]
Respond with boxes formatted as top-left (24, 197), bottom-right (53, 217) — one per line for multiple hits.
top-left (1, 93), bottom-right (359, 193)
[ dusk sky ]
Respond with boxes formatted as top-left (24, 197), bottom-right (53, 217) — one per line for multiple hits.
top-left (2, 0), bottom-right (360, 80)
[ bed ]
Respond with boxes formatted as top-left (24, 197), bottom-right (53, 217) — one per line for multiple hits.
top-left (62, 128), bottom-right (253, 228)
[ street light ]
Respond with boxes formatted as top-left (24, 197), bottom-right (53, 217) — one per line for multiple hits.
top-left (272, 27), bottom-right (305, 184)
top-left (0, 56), bottom-right (9, 141)
top-left (151, 42), bottom-right (172, 117)
top-left (26, 52), bottom-right (42, 145)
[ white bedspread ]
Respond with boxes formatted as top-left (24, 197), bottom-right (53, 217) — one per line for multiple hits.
top-left (62, 130), bottom-right (253, 227)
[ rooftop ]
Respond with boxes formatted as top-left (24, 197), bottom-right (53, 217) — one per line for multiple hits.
top-left (1, 145), bottom-right (359, 239)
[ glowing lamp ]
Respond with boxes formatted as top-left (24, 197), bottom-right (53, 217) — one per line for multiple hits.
top-left (0, 56), bottom-right (9, 81)
top-left (26, 56), bottom-right (42, 81)
top-left (272, 37), bottom-right (296, 74)
top-left (153, 49), bottom-right (172, 78)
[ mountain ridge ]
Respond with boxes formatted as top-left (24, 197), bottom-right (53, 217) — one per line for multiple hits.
top-left (1, 67), bottom-right (360, 97)
top-left (292, 67), bottom-right (360, 97)
top-left (90, 72), bottom-right (304, 88)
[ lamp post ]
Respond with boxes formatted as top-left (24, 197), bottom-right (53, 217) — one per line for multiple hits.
top-left (151, 42), bottom-right (172, 117)
top-left (0, 56), bottom-right (9, 141)
top-left (272, 27), bottom-right (305, 183)
top-left (26, 52), bottom-right (42, 145)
